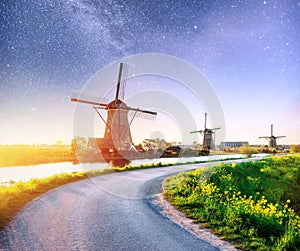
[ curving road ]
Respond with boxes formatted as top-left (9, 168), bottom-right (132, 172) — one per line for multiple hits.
top-left (0, 158), bottom-right (262, 250)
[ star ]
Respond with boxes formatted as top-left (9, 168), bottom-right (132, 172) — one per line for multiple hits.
top-left (0, 0), bottom-right (299, 145)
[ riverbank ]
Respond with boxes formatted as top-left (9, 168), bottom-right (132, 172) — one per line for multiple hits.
top-left (163, 155), bottom-right (300, 250)
top-left (0, 163), bottom-right (163, 231)
top-left (0, 153), bottom-right (254, 185)
top-left (0, 144), bottom-right (271, 168)
top-left (0, 155), bottom-right (253, 231)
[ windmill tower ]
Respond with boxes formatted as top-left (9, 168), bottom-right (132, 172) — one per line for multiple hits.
top-left (259, 124), bottom-right (285, 149)
top-left (71, 63), bottom-right (157, 166)
top-left (190, 112), bottom-right (220, 155)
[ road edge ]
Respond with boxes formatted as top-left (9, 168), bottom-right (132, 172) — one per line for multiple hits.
top-left (147, 193), bottom-right (239, 251)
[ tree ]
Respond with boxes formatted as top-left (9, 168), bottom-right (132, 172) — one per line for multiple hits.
top-left (71, 136), bottom-right (87, 153)
top-left (142, 138), bottom-right (171, 151)
top-left (290, 144), bottom-right (300, 153)
top-left (240, 146), bottom-right (258, 158)
top-left (55, 140), bottom-right (62, 146)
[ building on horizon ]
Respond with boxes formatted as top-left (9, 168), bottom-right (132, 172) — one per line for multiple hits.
top-left (220, 141), bottom-right (249, 149)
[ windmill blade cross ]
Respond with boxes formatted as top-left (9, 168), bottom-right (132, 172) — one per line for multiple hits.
top-left (271, 124), bottom-right (274, 136)
top-left (204, 112), bottom-right (207, 129)
top-left (128, 109), bottom-right (157, 121)
top-left (190, 130), bottom-right (203, 134)
top-left (276, 136), bottom-right (286, 139)
top-left (93, 106), bottom-right (106, 110)
top-left (127, 106), bottom-right (157, 121)
top-left (115, 63), bottom-right (124, 100)
top-left (128, 106), bottom-right (157, 115)
top-left (120, 63), bottom-right (129, 101)
top-left (71, 92), bottom-right (108, 107)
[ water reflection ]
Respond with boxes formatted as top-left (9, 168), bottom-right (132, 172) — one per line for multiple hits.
top-left (0, 154), bottom-right (251, 185)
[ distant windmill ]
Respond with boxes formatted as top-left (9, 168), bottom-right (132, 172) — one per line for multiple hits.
top-left (71, 63), bottom-right (157, 166)
top-left (259, 124), bottom-right (285, 148)
top-left (190, 112), bottom-right (220, 155)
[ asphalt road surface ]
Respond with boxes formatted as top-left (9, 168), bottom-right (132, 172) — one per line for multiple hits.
top-left (0, 158), bottom-right (261, 250)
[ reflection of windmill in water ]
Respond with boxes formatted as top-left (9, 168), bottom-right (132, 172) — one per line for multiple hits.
top-left (190, 112), bottom-right (220, 155)
top-left (71, 63), bottom-right (158, 166)
top-left (259, 124), bottom-right (285, 149)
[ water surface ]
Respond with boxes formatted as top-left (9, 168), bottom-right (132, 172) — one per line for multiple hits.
top-left (0, 154), bottom-right (263, 184)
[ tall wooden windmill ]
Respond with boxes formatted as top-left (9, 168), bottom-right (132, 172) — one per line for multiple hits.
top-left (190, 112), bottom-right (220, 155)
top-left (259, 124), bottom-right (285, 149)
top-left (71, 63), bottom-right (157, 166)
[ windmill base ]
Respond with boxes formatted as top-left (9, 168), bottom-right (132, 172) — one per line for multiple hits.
top-left (101, 148), bottom-right (163, 167)
top-left (199, 149), bottom-right (210, 156)
top-left (107, 158), bottom-right (131, 167)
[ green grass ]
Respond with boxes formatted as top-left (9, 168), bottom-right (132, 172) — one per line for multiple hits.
top-left (163, 155), bottom-right (300, 250)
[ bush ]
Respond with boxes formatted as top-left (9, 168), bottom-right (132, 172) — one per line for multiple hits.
top-left (240, 146), bottom-right (258, 157)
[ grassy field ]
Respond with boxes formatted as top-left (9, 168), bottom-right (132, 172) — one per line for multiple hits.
top-left (0, 145), bottom-right (73, 167)
top-left (163, 155), bottom-right (300, 250)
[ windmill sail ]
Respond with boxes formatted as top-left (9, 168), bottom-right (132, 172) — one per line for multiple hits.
top-left (71, 92), bottom-right (109, 107)
top-left (128, 110), bottom-right (157, 121)
top-left (71, 63), bottom-right (158, 166)
top-left (119, 63), bottom-right (128, 101)
top-left (190, 112), bottom-right (220, 154)
top-left (115, 63), bottom-right (123, 100)
top-left (259, 124), bottom-right (286, 148)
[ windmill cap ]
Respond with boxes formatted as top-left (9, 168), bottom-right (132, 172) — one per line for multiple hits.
top-left (107, 99), bottom-right (128, 109)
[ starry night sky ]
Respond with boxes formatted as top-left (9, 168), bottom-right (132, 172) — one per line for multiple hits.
top-left (1, 0), bottom-right (299, 145)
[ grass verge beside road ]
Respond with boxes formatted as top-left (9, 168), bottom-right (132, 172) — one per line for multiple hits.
top-left (0, 170), bottom-right (98, 231)
top-left (163, 155), bottom-right (300, 250)
top-left (0, 159), bottom-right (214, 231)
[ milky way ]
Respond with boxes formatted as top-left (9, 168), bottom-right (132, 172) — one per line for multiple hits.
top-left (0, 0), bottom-right (299, 144)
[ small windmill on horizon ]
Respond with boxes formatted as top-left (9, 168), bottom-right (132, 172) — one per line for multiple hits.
top-left (259, 124), bottom-right (285, 149)
top-left (190, 112), bottom-right (220, 155)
